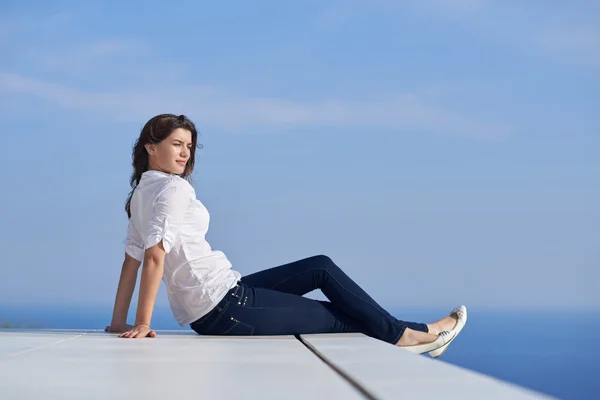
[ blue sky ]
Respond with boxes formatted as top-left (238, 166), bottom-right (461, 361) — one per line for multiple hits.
top-left (0, 0), bottom-right (598, 311)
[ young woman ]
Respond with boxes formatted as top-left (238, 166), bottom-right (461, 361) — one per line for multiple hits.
top-left (106, 114), bottom-right (467, 357)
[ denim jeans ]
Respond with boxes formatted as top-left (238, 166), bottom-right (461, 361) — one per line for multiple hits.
top-left (190, 255), bottom-right (428, 344)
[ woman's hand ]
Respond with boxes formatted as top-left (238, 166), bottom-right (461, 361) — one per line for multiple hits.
top-left (105, 323), bottom-right (134, 333)
top-left (118, 324), bottom-right (157, 338)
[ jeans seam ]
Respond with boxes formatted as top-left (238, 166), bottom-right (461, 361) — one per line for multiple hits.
top-left (224, 320), bottom-right (255, 335)
top-left (268, 270), bottom-right (312, 291)
top-left (326, 271), bottom-right (406, 333)
top-left (202, 301), bottom-right (230, 333)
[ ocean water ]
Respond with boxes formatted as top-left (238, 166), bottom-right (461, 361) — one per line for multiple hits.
top-left (1, 306), bottom-right (598, 399)
top-left (392, 308), bottom-right (600, 400)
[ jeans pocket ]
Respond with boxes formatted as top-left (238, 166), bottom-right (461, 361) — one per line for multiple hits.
top-left (200, 285), bottom-right (254, 336)
top-left (200, 302), bottom-right (255, 336)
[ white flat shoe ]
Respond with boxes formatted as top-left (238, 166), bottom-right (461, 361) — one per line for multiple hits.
top-left (402, 330), bottom-right (455, 355)
top-left (428, 305), bottom-right (467, 358)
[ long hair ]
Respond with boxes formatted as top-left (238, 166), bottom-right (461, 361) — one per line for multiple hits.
top-left (125, 114), bottom-right (202, 218)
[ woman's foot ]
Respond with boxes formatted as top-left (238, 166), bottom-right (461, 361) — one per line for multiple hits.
top-left (395, 328), bottom-right (440, 347)
top-left (427, 310), bottom-right (460, 335)
top-left (395, 328), bottom-right (454, 354)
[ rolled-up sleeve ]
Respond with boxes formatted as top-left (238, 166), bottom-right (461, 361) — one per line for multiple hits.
top-left (144, 179), bottom-right (193, 254)
top-left (124, 219), bottom-right (144, 261)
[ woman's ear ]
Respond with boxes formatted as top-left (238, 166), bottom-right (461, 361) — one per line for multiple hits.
top-left (144, 143), bottom-right (156, 155)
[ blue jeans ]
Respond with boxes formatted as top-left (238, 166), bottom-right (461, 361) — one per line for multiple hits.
top-left (190, 255), bottom-right (428, 344)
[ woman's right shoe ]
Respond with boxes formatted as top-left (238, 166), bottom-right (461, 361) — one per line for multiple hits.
top-left (428, 305), bottom-right (468, 358)
top-left (401, 330), bottom-right (455, 355)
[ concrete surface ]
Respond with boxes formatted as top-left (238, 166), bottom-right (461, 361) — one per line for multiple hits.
top-left (0, 329), bottom-right (551, 399)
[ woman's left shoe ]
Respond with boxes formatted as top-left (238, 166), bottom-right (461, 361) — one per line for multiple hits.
top-left (428, 305), bottom-right (467, 358)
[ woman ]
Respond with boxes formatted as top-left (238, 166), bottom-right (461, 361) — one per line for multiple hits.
top-left (105, 113), bottom-right (467, 357)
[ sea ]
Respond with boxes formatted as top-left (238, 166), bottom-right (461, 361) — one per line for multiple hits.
top-left (1, 305), bottom-right (598, 399)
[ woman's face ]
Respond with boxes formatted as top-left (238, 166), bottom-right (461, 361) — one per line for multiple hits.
top-left (146, 128), bottom-right (193, 175)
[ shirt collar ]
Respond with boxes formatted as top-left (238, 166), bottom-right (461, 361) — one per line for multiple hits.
top-left (142, 169), bottom-right (176, 178)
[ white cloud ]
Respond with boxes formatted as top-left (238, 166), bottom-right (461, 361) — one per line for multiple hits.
top-left (0, 72), bottom-right (512, 140)
top-left (0, 8), bottom-right (513, 140)
top-left (0, 13), bottom-right (70, 44)
top-left (14, 38), bottom-right (153, 77)
top-left (0, 12), bottom-right (167, 79)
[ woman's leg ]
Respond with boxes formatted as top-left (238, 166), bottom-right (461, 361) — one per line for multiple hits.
top-left (191, 282), bottom-right (440, 346)
top-left (240, 255), bottom-right (428, 343)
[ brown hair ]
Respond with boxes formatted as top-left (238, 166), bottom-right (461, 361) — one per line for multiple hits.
top-left (125, 114), bottom-right (202, 218)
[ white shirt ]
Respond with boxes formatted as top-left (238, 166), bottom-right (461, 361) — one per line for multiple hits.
top-left (124, 170), bottom-right (241, 326)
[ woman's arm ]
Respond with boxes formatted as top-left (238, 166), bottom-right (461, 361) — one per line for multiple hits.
top-left (107, 253), bottom-right (141, 331)
top-left (135, 241), bottom-right (165, 326)
top-left (119, 180), bottom-right (192, 338)
top-left (118, 241), bottom-right (165, 338)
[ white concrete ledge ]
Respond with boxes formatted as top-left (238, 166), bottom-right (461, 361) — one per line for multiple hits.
top-left (0, 329), bottom-right (551, 399)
